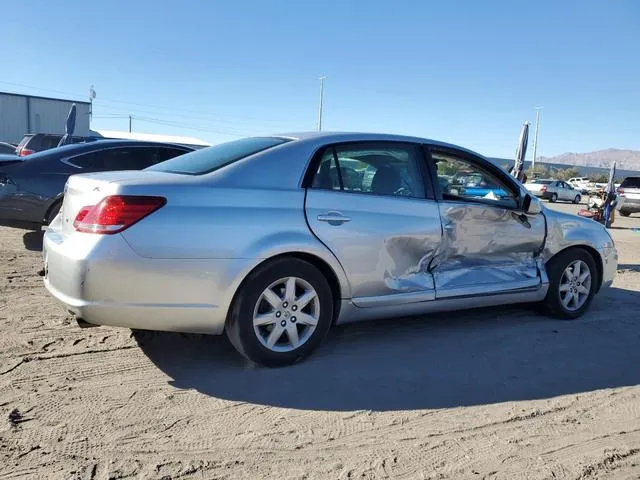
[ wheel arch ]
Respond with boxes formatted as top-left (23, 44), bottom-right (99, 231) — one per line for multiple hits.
top-left (225, 251), bottom-right (346, 329)
top-left (544, 244), bottom-right (604, 292)
top-left (43, 196), bottom-right (64, 225)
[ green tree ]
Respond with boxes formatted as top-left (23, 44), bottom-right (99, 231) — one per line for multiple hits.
top-left (525, 164), bottom-right (549, 178)
top-left (555, 167), bottom-right (581, 181)
top-left (589, 173), bottom-right (609, 183)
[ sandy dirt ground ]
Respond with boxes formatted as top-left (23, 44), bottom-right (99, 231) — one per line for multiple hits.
top-left (1, 202), bottom-right (639, 480)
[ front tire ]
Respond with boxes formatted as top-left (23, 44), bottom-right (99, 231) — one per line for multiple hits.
top-left (549, 193), bottom-right (558, 203)
top-left (226, 258), bottom-right (333, 367)
top-left (542, 249), bottom-right (598, 320)
top-left (573, 194), bottom-right (581, 204)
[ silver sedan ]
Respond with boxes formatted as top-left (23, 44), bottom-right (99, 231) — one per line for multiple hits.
top-left (43, 132), bottom-right (618, 366)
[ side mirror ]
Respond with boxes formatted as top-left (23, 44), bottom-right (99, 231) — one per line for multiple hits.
top-left (523, 193), bottom-right (542, 215)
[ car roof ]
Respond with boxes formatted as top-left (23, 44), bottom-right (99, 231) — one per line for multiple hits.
top-left (23, 139), bottom-right (195, 159)
top-left (274, 131), bottom-right (486, 158)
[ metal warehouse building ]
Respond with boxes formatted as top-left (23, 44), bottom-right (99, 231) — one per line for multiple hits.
top-left (0, 91), bottom-right (91, 144)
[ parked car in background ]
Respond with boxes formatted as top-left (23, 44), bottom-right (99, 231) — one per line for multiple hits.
top-left (525, 179), bottom-right (582, 203)
top-left (617, 176), bottom-right (640, 217)
top-left (15, 133), bottom-right (91, 157)
top-left (0, 140), bottom-right (193, 230)
top-left (567, 177), bottom-right (590, 193)
top-left (42, 132), bottom-right (617, 367)
top-left (524, 179), bottom-right (553, 197)
top-left (0, 142), bottom-right (17, 155)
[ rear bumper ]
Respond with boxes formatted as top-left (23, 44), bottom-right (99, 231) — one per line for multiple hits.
top-left (43, 226), bottom-right (259, 335)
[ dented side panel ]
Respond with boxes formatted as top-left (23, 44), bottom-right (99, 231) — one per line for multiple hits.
top-left (305, 189), bottom-right (442, 303)
top-left (433, 201), bottom-right (546, 297)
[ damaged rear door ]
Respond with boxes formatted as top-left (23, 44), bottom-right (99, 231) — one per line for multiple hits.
top-left (304, 141), bottom-right (442, 307)
top-left (427, 146), bottom-right (546, 298)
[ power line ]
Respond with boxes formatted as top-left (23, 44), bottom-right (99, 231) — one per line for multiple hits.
top-left (93, 105), bottom-right (297, 131)
top-left (0, 80), bottom-right (299, 127)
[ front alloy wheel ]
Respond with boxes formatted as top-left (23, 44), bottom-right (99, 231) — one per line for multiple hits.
top-left (558, 260), bottom-right (591, 311)
top-left (543, 248), bottom-right (598, 319)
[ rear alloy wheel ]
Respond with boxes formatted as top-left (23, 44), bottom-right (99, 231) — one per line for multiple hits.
top-left (620, 210), bottom-right (631, 217)
top-left (226, 258), bottom-right (333, 367)
top-left (543, 249), bottom-right (598, 319)
top-left (550, 193), bottom-right (558, 203)
top-left (573, 195), bottom-right (581, 204)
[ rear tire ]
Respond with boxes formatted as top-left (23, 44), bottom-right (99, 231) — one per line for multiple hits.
top-left (542, 248), bottom-right (598, 320)
top-left (226, 257), bottom-right (333, 367)
top-left (549, 193), bottom-right (558, 203)
top-left (573, 195), bottom-right (581, 204)
top-left (620, 210), bottom-right (631, 217)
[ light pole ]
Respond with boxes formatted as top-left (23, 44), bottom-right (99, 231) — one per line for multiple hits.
top-left (531, 106), bottom-right (543, 171)
top-left (317, 76), bottom-right (327, 131)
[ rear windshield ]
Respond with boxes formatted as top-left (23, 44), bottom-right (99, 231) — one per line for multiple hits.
top-left (531, 179), bottom-right (552, 184)
top-left (147, 137), bottom-right (290, 175)
top-left (620, 177), bottom-right (640, 188)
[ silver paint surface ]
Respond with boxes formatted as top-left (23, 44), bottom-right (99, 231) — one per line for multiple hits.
top-left (432, 201), bottom-right (546, 297)
top-left (42, 131), bottom-right (617, 336)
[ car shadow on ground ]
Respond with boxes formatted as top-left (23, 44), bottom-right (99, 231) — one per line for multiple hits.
top-left (134, 286), bottom-right (640, 412)
top-left (22, 230), bottom-right (44, 252)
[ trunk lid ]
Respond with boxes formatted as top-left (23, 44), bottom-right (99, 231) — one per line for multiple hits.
top-left (57, 170), bottom-right (189, 236)
top-left (525, 183), bottom-right (545, 193)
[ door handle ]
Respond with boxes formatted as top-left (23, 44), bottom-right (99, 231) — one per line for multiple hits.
top-left (317, 211), bottom-right (351, 225)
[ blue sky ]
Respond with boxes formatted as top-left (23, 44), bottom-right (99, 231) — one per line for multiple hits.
top-left (1, 0), bottom-right (638, 158)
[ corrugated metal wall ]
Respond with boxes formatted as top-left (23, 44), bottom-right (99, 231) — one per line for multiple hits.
top-left (0, 94), bottom-right (29, 144)
top-left (0, 93), bottom-right (91, 144)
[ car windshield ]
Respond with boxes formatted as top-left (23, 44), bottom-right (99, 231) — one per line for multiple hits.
top-left (147, 137), bottom-right (290, 175)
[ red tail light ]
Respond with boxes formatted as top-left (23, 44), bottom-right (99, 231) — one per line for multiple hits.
top-left (616, 187), bottom-right (625, 196)
top-left (541, 185), bottom-right (547, 192)
top-left (18, 148), bottom-right (34, 156)
top-left (74, 195), bottom-right (166, 234)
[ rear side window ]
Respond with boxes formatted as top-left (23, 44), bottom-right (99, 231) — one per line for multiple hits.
top-left (147, 137), bottom-right (289, 175)
top-left (155, 146), bottom-right (190, 163)
top-left (67, 147), bottom-right (160, 170)
top-left (620, 177), bottom-right (640, 188)
top-left (311, 142), bottom-right (426, 199)
top-left (42, 135), bottom-right (62, 149)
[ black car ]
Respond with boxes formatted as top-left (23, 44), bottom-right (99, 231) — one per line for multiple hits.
top-left (0, 140), bottom-right (194, 230)
top-left (0, 142), bottom-right (17, 155)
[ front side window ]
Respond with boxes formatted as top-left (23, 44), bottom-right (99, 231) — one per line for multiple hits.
top-left (433, 150), bottom-right (518, 208)
top-left (311, 142), bottom-right (426, 199)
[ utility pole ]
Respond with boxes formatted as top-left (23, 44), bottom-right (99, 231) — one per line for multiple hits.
top-left (129, 115), bottom-right (132, 133)
top-left (531, 106), bottom-right (543, 171)
top-left (88, 85), bottom-right (96, 123)
top-left (317, 76), bottom-right (327, 131)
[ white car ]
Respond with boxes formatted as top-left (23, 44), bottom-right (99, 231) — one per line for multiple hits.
top-left (568, 177), bottom-right (590, 192)
top-left (525, 179), bottom-right (582, 203)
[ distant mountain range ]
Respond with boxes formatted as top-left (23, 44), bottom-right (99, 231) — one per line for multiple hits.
top-left (538, 149), bottom-right (640, 171)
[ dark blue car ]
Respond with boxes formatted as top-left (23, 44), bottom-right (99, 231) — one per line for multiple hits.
top-left (0, 140), bottom-right (193, 230)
